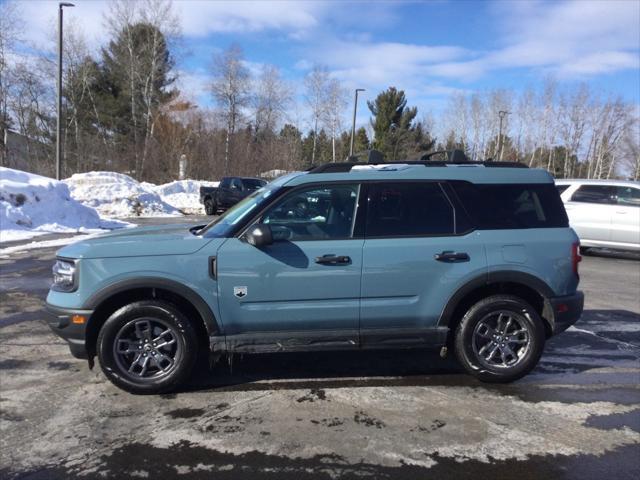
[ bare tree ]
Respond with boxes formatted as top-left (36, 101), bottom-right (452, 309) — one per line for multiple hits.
top-left (253, 65), bottom-right (291, 135)
top-left (304, 65), bottom-right (330, 165)
top-left (0, 0), bottom-right (24, 163)
top-left (323, 78), bottom-right (348, 162)
top-left (210, 44), bottom-right (250, 175)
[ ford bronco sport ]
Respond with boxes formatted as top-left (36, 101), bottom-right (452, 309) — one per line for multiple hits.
top-left (46, 157), bottom-right (584, 394)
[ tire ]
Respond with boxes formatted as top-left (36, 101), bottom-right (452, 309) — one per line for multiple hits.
top-left (97, 300), bottom-right (199, 394)
top-left (454, 294), bottom-right (545, 383)
top-left (204, 198), bottom-right (216, 215)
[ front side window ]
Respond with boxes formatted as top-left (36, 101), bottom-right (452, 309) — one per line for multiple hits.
top-left (615, 186), bottom-right (640, 207)
top-left (261, 184), bottom-right (360, 240)
top-left (570, 185), bottom-right (615, 204)
top-left (366, 182), bottom-right (455, 237)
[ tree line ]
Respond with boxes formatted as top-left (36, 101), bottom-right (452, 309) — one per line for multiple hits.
top-left (1, 0), bottom-right (638, 182)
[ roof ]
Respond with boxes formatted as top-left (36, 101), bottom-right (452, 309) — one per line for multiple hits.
top-left (555, 178), bottom-right (640, 187)
top-left (282, 164), bottom-right (555, 187)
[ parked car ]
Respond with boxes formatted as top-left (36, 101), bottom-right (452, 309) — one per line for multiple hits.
top-left (200, 176), bottom-right (266, 215)
top-left (46, 158), bottom-right (583, 394)
top-left (555, 179), bottom-right (640, 253)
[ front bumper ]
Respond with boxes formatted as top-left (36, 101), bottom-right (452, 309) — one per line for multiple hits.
top-left (45, 304), bottom-right (93, 359)
top-left (549, 291), bottom-right (584, 334)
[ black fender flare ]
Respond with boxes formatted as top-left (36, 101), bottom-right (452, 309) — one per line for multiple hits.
top-left (84, 277), bottom-right (220, 336)
top-left (437, 270), bottom-right (555, 328)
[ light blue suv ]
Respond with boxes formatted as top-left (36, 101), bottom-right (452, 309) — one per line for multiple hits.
top-left (46, 157), bottom-right (584, 393)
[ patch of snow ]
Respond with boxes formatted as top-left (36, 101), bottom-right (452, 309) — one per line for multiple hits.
top-left (0, 167), bottom-right (128, 243)
top-left (260, 169), bottom-right (294, 179)
top-left (65, 171), bottom-right (181, 218)
top-left (150, 179), bottom-right (218, 214)
top-left (0, 233), bottom-right (99, 256)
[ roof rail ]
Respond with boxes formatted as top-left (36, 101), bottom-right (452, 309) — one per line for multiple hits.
top-left (308, 159), bottom-right (527, 174)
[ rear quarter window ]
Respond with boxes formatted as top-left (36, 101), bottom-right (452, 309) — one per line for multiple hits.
top-left (451, 181), bottom-right (569, 229)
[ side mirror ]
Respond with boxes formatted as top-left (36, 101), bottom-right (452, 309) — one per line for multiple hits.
top-left (245, 225), bottom-right (273, 247)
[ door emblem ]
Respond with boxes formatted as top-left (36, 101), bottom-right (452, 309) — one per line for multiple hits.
top-left (234, 286), bottom-right (248, 298)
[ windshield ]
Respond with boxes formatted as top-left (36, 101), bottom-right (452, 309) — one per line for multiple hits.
top-left (199, 185), bottom-right (278, 237)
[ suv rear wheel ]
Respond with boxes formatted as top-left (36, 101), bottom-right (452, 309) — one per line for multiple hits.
top-left (97, 300), bottom-right (198, 394)
top-left (454, 294), bottom-right (545, 383)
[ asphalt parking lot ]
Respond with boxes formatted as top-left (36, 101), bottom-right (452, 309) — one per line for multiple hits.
top-left (1, 218), bottom-right (639, 479)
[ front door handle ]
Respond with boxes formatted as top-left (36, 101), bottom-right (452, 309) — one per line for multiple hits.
top-left (315, 254), bottom-right (351, 265)
top-left (434, 251), bottom-right (470, 262)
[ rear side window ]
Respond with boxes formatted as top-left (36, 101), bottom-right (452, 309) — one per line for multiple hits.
top-left (570, 185), bottom-right (615, 204)
top-left (366, 182), bottom-right (455, 237)
top-left (615, 186), bottom-right (640, 207)
top-left (556, 184), bottom-right (570, 194)
top-left (451, 182), bottom-right (568, 229)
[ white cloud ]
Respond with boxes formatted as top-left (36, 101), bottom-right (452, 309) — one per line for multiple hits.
top-left (14, 0), bottom-right (109, 52)
top-left (175, 69), bottom-right (211, 105)
top-left (174, 1), bottom-right (326, 36)
top-left (429, 0), bottom-right (640, 79)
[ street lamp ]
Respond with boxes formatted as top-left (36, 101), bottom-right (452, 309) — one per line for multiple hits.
top-left (56, 2), bottom-right (74, 180)
top-left (349, 88), bottom-right (365, 158)
top-left (497, 110), bottom-right (510, 162)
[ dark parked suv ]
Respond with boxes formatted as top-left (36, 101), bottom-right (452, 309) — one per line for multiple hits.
top-left (46, 159), bottom-right (583, 394)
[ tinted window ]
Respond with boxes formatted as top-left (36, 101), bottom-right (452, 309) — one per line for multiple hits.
top-left (230, 179), bottom-right (243, 190)
top-left (243, 179), bottom-right (267, 190)
top-left (615, 186), bottom-right (640, 207)
top-left (366, 183), bottom-right (454, 237)
top-left (451, 182), bottom-right (568, 229)
top-left (262, 184), bottom-right (359, 240)
top-left (570, 185), bottom-right (615, 204)
top-left (556, 184), bottom-right (570, 194)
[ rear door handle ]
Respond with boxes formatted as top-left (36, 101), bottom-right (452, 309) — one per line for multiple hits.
top-left (315, 254), bottom-right (351, 265)
top-left (434, 251), bottom-right (470, 262)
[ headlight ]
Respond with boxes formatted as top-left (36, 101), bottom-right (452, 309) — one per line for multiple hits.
top-left (52, 259), bottom-right (78, 292)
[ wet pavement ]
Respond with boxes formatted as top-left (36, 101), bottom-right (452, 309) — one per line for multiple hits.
top-left (0, 226), bottom-right (639, 479)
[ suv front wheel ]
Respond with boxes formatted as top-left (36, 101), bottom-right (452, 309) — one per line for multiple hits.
top-left (97, 300), bottom-right (198, 394)
top-left (454, 295), bottom-right (545, 383)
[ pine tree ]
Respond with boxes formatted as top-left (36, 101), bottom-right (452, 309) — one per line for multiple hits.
top-left (367, 87), bottom-right (417, 161)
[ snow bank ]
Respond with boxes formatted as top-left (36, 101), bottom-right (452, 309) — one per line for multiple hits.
top-left (0, 167), bottom-right (127, 243)
top-left (150, 179), bottom-right (219, 214)
top-left (65, 171), bottom-right (181, 218)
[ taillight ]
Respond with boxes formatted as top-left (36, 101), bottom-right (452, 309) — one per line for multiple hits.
top-left (571, 242), bottom-right (581, 278)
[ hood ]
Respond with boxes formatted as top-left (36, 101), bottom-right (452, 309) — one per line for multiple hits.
top-left (57, 224), bottom-right (213, 259)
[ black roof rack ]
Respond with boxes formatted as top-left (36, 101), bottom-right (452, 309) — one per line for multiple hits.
top-left (308, 159), bottom-right (527, 174)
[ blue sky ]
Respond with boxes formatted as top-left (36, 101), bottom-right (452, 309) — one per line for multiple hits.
top-left (11, 0), bottom-right (640, 129)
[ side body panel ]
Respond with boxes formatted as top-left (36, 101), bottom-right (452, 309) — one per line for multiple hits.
top-left (360, 232), bottom-right (487, 331)
top-left (216, 237), bottom-right (364, 335)
top-left (482, 228), bottom-right (579, 296)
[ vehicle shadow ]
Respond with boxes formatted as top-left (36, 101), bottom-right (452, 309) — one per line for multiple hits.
top-left (178, 308), bottom-right (640, 395)
top-left (182, 348), bottom-right (474, 394)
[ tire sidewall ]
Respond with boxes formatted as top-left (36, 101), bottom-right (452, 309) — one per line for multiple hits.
top-left (204, 199), bottom-right (215, 215)
top-left (97, 301), bottom-right (198, 394)
top-left (455, 295), bottom-right (545, 383)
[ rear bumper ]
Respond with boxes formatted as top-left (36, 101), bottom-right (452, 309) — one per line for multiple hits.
top-left (45, 304), bottom-right (92, 359)
top-left (549, 291), bottom-right (584, 335)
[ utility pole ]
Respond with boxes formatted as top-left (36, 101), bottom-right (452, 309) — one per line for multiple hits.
top-left (56, 2), bottom-right (75, 180)
top-left (497, 110), bottom-right (510, 162)
top-left (349, 88), bottom-right (365, 158)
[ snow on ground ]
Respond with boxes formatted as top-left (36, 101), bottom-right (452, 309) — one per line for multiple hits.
top-left (0, 167), bottom-right (128, 243)
top-left (150, 179), bottom-right (218, 214)
top-left (65, 171), bottom-right (182, 218)
top-left (0, 233), bottom-right (100, 256)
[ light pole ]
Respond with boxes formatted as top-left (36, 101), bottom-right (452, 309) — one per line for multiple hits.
top-left (349, 88), bottom-right (365, 158)
top-left (497, 110), bottom-right (510, 162)
top-left (56, 2), bottom-right (74, 180)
